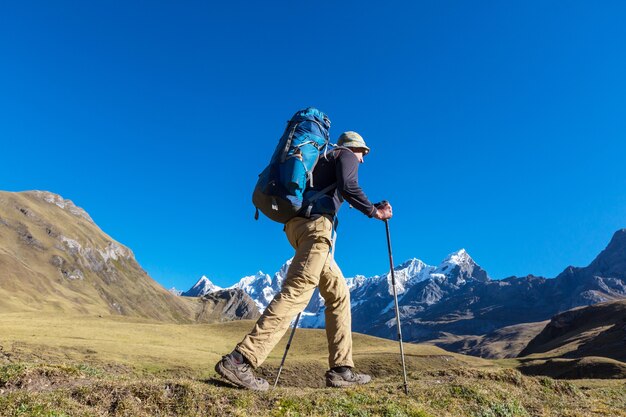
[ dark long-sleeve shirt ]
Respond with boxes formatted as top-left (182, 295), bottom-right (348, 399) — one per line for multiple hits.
top-left (302, 148), bottom-right (377, 218)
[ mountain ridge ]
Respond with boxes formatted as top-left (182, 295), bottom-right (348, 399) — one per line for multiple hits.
top-left (0, 190), bottom-right (197, 322)
top-left (183, 230), bottom-right (626, 357)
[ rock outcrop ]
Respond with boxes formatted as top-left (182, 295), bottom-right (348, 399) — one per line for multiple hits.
top-left (194, 289), bottom-right (260, 322)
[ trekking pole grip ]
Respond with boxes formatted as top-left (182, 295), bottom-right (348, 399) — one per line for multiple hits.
top-left (384, 220), bottom-right (395, 286)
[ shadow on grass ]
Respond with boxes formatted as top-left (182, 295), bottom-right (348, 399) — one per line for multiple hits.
top-left (201, 377), bottom-right (239, 389)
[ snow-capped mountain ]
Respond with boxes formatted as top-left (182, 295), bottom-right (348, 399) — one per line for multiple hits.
top-left (183, 259), bottom-right (292, 311)
top-left (182, 276), bottom-right (222, 297)
top-left (181, 231), bottom-right (626, 357)
top-left (168, 287), bottom-right (183, 296)
top-left (319, 249), bottom-right (488, 330)
top-left (231, 272), bottom-right (273, 311)
top-left (182, 249), bottom-right (486, 328)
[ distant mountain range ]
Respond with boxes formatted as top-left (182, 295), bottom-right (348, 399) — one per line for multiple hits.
top-left (2, 189), bottom-right (624, 362)
top-left (183, 229), bottom-right (626, 358)
top-left (181, 261), bottom-right (291, 312)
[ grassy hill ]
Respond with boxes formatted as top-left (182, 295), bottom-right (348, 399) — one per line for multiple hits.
top-left (0, 313), bottom-right (490, 383)
top-left (1, 313), bottom-right (625, 416)
top-left (520, 300), bottom-right (626, 361)
top-left (515, 300), bottom-right (626, 379)
top-left (0, 191), bottom-right (197, 322)
top-left (428, 321), bottom-right (550, 359)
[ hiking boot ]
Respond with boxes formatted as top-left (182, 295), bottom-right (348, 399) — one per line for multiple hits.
top-left (214, 354), bottom-right (269, 391)
top-left (325, 367), bottom-right (372, 388)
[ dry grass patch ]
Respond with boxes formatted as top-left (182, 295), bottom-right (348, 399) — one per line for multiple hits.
top-left (1, 313), bottom-right (624, 416)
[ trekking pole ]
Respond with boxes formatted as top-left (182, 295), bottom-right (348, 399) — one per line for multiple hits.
top-left (273, 312), bottom-right (301, 388)
top-left (384, 219), bottom-right (409, 395)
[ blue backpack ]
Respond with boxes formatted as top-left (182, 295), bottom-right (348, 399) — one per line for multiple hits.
top-left (253, 107), bottom-right (335, 223)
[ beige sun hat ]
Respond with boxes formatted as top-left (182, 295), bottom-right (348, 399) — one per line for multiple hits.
top-left (337, 131), bottom-right (370, 154)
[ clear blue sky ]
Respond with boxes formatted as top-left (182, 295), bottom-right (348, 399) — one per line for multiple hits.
top-left (2, 1), bottom-right (625, 290)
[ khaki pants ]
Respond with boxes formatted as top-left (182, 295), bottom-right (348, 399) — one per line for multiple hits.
top-left (236, 215), bottom-right (353, 369)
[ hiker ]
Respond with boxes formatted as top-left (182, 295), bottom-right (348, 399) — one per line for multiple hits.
top-left (215, 131), bottom-right (393, 391)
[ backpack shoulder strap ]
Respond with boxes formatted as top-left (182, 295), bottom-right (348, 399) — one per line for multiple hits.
top-left (321, 144), bottom-right (350, 162)
top-left (279, 122), bottom-right (300, 163)
top-left (303, 183), bottom-right (337, 218)
top-left (307, 183), bottom-right (337, 202)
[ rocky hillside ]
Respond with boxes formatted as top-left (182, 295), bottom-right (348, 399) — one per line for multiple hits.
top-left (193, 289), bottom-right (260, 322)
top-left (0, 191), bottom-right (194, 321)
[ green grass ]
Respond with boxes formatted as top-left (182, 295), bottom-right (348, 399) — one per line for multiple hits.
top-left (1, 313), bottom-right (625, 416)
top-left (0, 313), bottom-right (489, 380)
top-left (1, 363), bottom-right (624, 416)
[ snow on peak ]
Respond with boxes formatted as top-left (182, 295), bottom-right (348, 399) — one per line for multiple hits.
top-left (435, 249), bottom-right (488, 284)
top-left (273, 258), bottom-right (292, 288)
top-left (232, 270), bottom-right (277, 311)
top-left (184, 259), bottom-right (294, 313)
top-left (440, 249), bottom-right (474, 268)
top-left (235, 271), bottom-right (271, 290)
top-left (386, 258), bottom-right (433, 295)
top-left (182, 275), bottom-right (221, 297)
top-left (346, 274), bottom-right (367, 290)
top-left (168, 287), bottom-right (183, 296)
top-left (397, 258), bottom-right (428, 275)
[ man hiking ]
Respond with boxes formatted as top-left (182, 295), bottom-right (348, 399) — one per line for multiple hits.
top-left (215, 131), bottom-right (393, 391)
